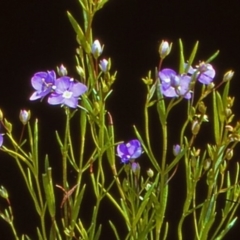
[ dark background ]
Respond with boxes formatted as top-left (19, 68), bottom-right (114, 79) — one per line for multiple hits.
top-left (0, 0), bottom-right (240, 239)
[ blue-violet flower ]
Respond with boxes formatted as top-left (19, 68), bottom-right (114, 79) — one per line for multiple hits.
top-left (117, 139), bottom-right (142, 163)
top-left (186, 63), bottom-right (215, 85)
top-left (159, 68), bottom-right (191, 99)
top-left (48, 77), bottom-right (87, 108)
top-left (30, 71), bottom-right (56, 100)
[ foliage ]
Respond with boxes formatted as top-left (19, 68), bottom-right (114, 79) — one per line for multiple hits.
top-left (0, 1), bottom-right (239, 239)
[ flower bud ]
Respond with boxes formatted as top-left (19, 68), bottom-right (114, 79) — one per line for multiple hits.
top-left (19, 110), bottom-right (31, 125)
top-left (220, 160), bottom-right (227, 173)
top-left (225, 148), bottom-right (233, 160)
top-left (191, 120), bottom-right (200, 135)
top-left (223, 70), bottom-right (234, 82)
top-left (91, 39), bottom-right (103, 58)
top-left (131, 162), bottom-right (140, 175)
top-left (0, 186), bottom-right (8, 199)
top-left (198, 101), bottom-right (207, 114)
top-left (4, 119), bottom-right (12, 133)
top-left (99, 59), bottom-right (109, 72)
top-left (173, 144), bottom-right (181, 156)
top-left (57, 64), bottom-right (68, 76)
top-left (159, 40), bottom-right (172, 59)
top-left (203, 158), bottom-right (211, 170)
top-left (147, 168), bottom-right (154, 178)
top-left (76, 66), bottom-right (85, 79)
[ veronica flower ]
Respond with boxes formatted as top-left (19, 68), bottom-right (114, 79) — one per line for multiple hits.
top-left (116, 139), bottom-right (142, 163)
top-left (186, 63), bottom-right (215, 85)
top-left (159, 68), bottom-right (191, 99)
top-left (48, 77), bottom-right (88, 108)
top-left (30, 71), bottom-right (56, 100)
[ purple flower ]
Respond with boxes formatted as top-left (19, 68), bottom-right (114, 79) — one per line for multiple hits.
top-left (159, 68), bottom-right (191, 99)
top-left (48, 77), bottom-right (88, 108)
top-left (30, 71), bottom-right (56, 100)
top-left (117, 139), bottom-right (142, 163)
top-left (186, 63), bottom-right (215, 85)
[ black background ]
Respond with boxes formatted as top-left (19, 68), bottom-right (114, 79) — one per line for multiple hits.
top-left (1, 0), bottom-right (240, 239)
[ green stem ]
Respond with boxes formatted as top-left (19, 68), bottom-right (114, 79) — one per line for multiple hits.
top-left (156, 120), bottom-right (168, 238)
top-left (63, 107), bottom-right (70, 227)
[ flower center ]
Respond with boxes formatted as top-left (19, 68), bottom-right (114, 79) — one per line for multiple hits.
top-left (63, 90), bottom-right (73, 99)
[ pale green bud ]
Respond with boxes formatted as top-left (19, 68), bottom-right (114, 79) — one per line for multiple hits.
top-left (147, 168), bottom-right (154, 178)
top-left (223, 70), bottom-right (234, 82)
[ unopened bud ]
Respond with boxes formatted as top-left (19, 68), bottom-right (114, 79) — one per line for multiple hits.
top-left (226, 148), bottom-right (233, 160)
top-left (173, 144), bottom-right (181, 156)
top-left (198, 101), bottom-right (207, 114)
top-left (19, 110), bottom-right (31, 125)
top-left (57, 64), bottom-right (68, 76)
top-left (0, 186), bottom-right (8, 199)
top-left (76, 66), bottom-right (85, 79)
top-left (203, 158), bottom-right (211, 170)
top-left (91, 39), bottom-right (103, 59)
top-left (191, 120), bottom-right (200, 135)
top-left (99, 59), bottom-right (109, 72)
top-left (131, 162), bottom-right (140, 175)
top-left (223, 70), bottom-right (234, 82)
top-left (159, 40), bottom-right (172, 59)
top-left (147, 168), bottom-right (154, 178)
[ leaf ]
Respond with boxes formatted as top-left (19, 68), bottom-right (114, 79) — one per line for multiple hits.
top-left (67, 11), bottom-right (91, 53)
top-left (186, 41), bottom-right (199, 72)
top-left (42, 168), bottom-right (56, 218)
top-left (178, 39), bottom-right (185, 74)
top-left (205, 50), bottom-right (220, 63)
top-left (109, 221), bottom-right (121, 240)
top-left (213, 90), bottom-right (220, 143)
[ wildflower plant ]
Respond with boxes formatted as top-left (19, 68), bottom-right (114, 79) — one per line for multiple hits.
top-left (1, 0), bottom-right (240, 240)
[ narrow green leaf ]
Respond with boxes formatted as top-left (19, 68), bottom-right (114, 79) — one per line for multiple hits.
top-left (109, 221), bottom-right (121, 240)
top-left (67, 11), bottom-right (91, 53)
top-left (165, 147), bottom-right (186, 174)
top-left (42, 169), bottom-right (56, 218)
top-left (186, 41), bottom-right (199, 72)
top-left (71, 184), bottom-right (86, 224)
top-left (93, 224), bottom-right (102, 240)
top-left (222, 80), bottom-right (230, 109)
top-left (213, 90), bottom-right (220, 143)
top-left (215, 217), bottom-right (238, 239)
top-left (156, 78), bottom-right (166, 125)
top-left (205, 50), bottom-right (220, 63)
top-left (178, 39), bottom-right (185, 74)
top-left (216, 91), bottom-right (225, 122)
